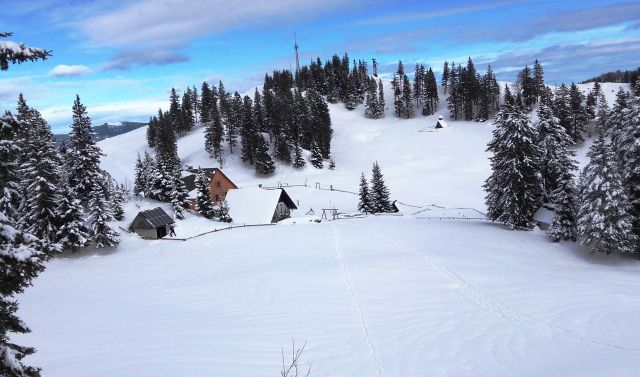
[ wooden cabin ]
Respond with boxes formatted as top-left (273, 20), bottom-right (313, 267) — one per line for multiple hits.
top-left (224, 188), bottom-right (297, 224)
top-left (129, 207), bottom-right (175, 239)
top-left (181, 168), bottom-right (238, 210)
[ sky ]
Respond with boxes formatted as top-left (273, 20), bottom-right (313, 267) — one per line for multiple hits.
top-left (1, 0), bottom-right (639, 133)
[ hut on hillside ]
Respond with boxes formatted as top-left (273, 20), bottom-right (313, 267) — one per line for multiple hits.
top-left (225, 188), bottom-right (297, 224)
top-left (435, 115), bottom-right (448, 129)
top-left (181, 168), bottom-right (238, 210)
top-left (129, 207), bottom-right (175, 239)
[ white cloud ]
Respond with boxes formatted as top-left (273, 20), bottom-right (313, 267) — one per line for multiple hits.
top-left (82, 0), bottom-right (365, 48)
top-left (49, 64), bottom-right (92, 77)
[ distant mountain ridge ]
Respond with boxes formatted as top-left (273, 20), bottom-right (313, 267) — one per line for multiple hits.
top-left (54, 121), bottom-right (147, 144)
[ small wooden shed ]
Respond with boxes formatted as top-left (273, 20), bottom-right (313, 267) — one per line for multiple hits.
top-left (435, 115), bottom-right (448, 129)
top-left (129, 207), bottom-right (175, 239)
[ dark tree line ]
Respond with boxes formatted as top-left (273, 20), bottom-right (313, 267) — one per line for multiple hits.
top-left (444, 58), bottom-right (501, 121)
top-left (581, 67), bottom-right (640, 88)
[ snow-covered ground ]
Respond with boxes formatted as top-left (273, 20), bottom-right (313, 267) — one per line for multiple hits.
top-left (14, 82), bottom-right (639, 376)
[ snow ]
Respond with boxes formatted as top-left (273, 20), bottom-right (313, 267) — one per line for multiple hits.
top-left (13, 82), bottom-right (640, 376)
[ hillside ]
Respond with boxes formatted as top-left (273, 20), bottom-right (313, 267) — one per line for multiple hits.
top-left (54, 121), bottom-right (147, 144)
top-left (13, 82), bottom-right (640, 377)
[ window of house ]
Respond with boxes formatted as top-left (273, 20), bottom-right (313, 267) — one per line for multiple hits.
top-left (216, 181), bottom-right (221, 188)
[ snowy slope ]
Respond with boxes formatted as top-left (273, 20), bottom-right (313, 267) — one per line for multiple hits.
top-left (14, 82), bottom-right (640, 377)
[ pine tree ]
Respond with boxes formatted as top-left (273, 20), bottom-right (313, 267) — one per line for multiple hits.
top-left (168, 87), bottom-right (182, 134)
top-left (254, 135), bottom-right (275, 175)
top-left (194, 169), bottom-right (215, 219)
top-left (370, 162), bottom-right (392, 213)
top-left (87, 180), bottom-right (120, 248)
top-left (307, 90), bottom-right (333, 158)
top-left (309, 141), bottom-right (323, 169)
top-left (536, 103), bottom-right (576, 199)
top-left (577, 134), bottom-right (635, 254)
top-left (377, 79), bottom-right (385, 117)
top-left (133, 153), bottom-right (144, 196)
top-left (146, 116), bottom-right (157, 148)
top-left (441, 61), bottom-right (450, 94)
top-left (594, 94), bottom-right (609, 136)
top-left (55, 183), bottom-right (89, 252)
top-left (240, 96), bottom-right (256, 164)
top-left (568, 82), bottom-right (588, 143)
top-left (170, 173), bottom-right (189, 220)
top-left (111, 182), bottom-right (125, 221)
top-left (364, 78), bottom-right (379, 119)
top-left (358, 172), bottom-right (373, 214)
top-left (17, 110), bottom-right (62, 246)
top-left (216, 200), bottom-right (232, 223)
top-left (200, 81), bottom-right (212, 124)
top-left (292, 142), bottom-right (305, 168)
top-left (180, 89), bottom-right (195, 135)
top-left (67, 95), bottom-right (104, 203)
top-left (549, 170), bottom-right (578, 242)
top-left (0, 32), bottom-right (50, 71)
top-left (533, 59), bottom-right (545, 101)
top-left (617, 94), bottom-right (640, 254)
top-left (553, 84), bottom-right (573, 142)
top-left (402, 74), bottom-right (414, 119)
top-left (484, 102), bottom-right (543, 229)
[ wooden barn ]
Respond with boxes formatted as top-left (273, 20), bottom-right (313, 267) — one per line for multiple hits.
top-left (181, 168), bottom-right (238, 210)
top-left (129, 207), bottom-right (175, 239)
top-left (225, 188), bottom-right (297, 224)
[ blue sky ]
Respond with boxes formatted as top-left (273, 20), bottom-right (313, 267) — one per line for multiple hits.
top-left (1, 0), bottom-right (639, 133)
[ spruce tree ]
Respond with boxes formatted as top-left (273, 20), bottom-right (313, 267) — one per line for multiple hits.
top-left (533, 59), bottom-right (544, 101)
top-left (309, 141), bottom-right (323, 169)
top-left (577, 134), bottom-right (635, 254)
top-left (194, 169), bottom-right (215, 219)
top-left (617, 94), bottom-right (640, 254)
top-left (402, 74), bottom-right (415, 119)
top-left (17, 110), bottom-right (62, 246)
top-left (87, 180), bottom-right (120, 248)
top-left (111, 182), bottom-right (125, 221)
top-left (378, 79), bottom-right (385, 117)
top-left (254, 135), bottom-right (275, 175)
top-left (292, 142), bottom-right (306, 168)
top-left (55, 183), bottom-right (89, 252)
top-left (536, 103), bottom-right (576, 198)
top-left (549, 170), bottom-right (578, 242)
top-left (170, 173), bottom-right (189, 220)
top-left (370, 162), bottom-right (392, 213)
top-left (168, 87), bottom-right (182, 134)
top-left (216, 200), bottom-right (232, 223)
top-left (484, 102), bottom-right (543, 229)
top-left (307, 90), bottom-right (333, 158)
top-left (67, 95), bottom-right (104, 203)
top-left (240, 96), bottom-right (256, 164)
top-left (441, 61), bottom-right (450, 94)
top-left (358, 172), bottom-right (372, 213)
top-left (200, 81), bottom-right (212, 124)
top-left (364, 78), bottom-right (379, 119)
top-left (133, 154), bottom-right (145, 196)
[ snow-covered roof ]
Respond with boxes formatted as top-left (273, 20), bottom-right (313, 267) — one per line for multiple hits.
top-left (435, 115), bottom-right (448, 128)
top-left (225, 188), bottom-right (295, 225)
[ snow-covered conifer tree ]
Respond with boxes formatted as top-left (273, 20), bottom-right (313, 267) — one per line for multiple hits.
top-left (549, 171), bottom-right (578, 242)
top-left (484, 102), bottom-right (543, 229)
top-left (577, 134), bottom-right (635, 254)
top-left (55, 182), bottom-right (89, 252)
top-left (67, 95), bottom-right (104, 203)
top-left (254, 135), bottom-right (275, 175)
top-left (87, 180), bottom-right (120, 248)
top-left (358, 173), bottom-right (372, 214)
top-left (309, 141), bottom-right (323, 169)
top-left (292, 142), bottom-right (306, 169)
top-left (195, 169), bottom-right (215, 219)
top-left (370, 162), bottom-right (392, 213)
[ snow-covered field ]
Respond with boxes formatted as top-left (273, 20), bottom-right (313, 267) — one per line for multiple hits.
top-left (14, 82), bottom-right (640, 376)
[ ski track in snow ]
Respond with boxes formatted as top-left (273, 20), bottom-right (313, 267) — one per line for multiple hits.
top-left (332, 223), bottom-right (384, 377)
top-left (372, 221), bottom-right (640, 354)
